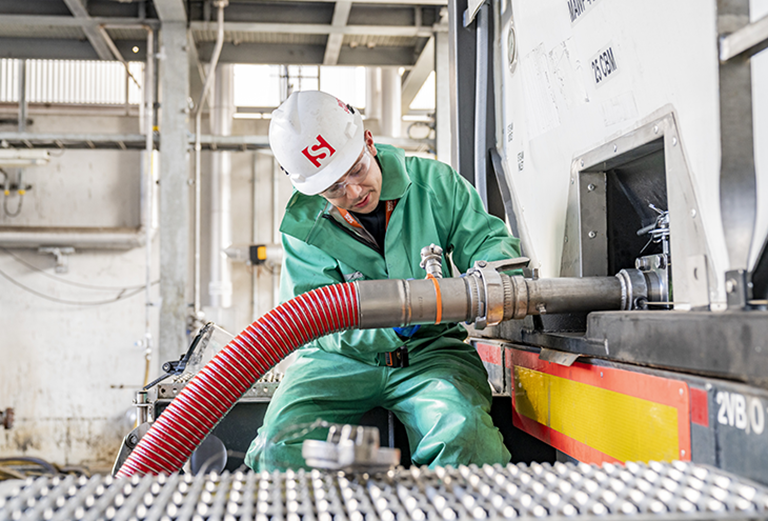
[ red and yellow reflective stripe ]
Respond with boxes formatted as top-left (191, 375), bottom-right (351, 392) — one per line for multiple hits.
top-left (508, 349), bottom-right (691, 464)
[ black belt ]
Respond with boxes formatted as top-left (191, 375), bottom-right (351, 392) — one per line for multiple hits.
top-left (383, 346), bottom-right (409, 368)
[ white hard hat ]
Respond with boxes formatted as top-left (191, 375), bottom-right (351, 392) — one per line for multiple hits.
top-left (269, 90), bottom-right (365, 195)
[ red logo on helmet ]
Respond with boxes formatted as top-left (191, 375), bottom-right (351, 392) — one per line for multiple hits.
top-left (302, 134), bottom-right (336, 168)
top-left (336, 98), bottom-right (351, 113)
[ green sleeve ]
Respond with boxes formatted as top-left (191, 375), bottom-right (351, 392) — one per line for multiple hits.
top-left (444, 168), bottom-right (522, 273)
top-left (279, 233), bottom-right (344, 303)
top-left (280, 234), bottom-right (401, 363)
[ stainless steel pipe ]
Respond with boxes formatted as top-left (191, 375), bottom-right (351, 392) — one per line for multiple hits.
top-left (518, 276), bottom-right (625, 316)
top-left (356, 262), bottom-right (656, 330)
top-left (357, 277), bottom-right (476, 328)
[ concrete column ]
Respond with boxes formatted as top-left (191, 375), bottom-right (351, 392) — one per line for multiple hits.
top-left (366, 67), bottom-right (382, 133)
top-left (380, 68), bottom-right (401, 138)
top-left (158, 22), bottom-right (191, 362)
top-left (208, 64), bottom-right (234, 310)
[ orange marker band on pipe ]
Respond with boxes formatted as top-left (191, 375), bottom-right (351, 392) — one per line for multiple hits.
top-left (427, 274), bottom-right (443, 324)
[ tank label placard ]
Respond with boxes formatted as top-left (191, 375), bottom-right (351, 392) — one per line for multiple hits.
top-left (590, 44), bottom-right (619, 87)
top-left (568, 0), bottom-right (601, 24)
top-left (716, 390), bottom-right (766, 435)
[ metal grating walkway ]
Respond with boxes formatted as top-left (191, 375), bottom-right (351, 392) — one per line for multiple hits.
top-left (2, 460), bottom-right (768, 520)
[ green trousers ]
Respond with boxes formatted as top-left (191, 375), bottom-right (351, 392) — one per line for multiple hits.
top-left (244, 340), bottom-right (511, 471)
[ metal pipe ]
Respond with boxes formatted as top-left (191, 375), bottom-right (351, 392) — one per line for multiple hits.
top-left (209, 64), bottom-right (234, 309)
top-left (143, 27), bottom-right (155, 385)
top-left (357, 277), bottom-right (475, 328)
top-left (0, 230), bottom-right (147, 250)
top-left (252, 153), bottom-right (260, 322)
top-left (272, 153), bottom-right (280, 308)
top-left (193, 0), bottom-right (228, 319)
top-left (521, 276), bottom-right (624, 315)
top-left (357, 272), bottom-right (633, 329)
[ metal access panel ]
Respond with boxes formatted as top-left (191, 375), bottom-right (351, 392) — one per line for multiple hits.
top-left (494, 341), bottom-right (768, 487)
top-left (496, 0), bottom-right (768, 301)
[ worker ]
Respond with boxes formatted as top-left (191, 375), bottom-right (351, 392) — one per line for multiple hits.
top-left (244, 90), bottom-right (521, 471)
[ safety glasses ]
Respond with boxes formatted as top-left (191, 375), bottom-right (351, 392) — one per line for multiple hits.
top-left (322, 148), bottom-right (372, 199)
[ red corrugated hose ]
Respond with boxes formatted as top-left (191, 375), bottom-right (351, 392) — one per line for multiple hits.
top-left (116, 282), bottom-right (360, 477)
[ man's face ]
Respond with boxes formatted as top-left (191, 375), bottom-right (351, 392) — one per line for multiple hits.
top-left (320, 130), bottom-right (382, 214)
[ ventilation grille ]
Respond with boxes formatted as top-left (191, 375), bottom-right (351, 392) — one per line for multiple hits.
top-left (0, 59), bottom-right (144, 105)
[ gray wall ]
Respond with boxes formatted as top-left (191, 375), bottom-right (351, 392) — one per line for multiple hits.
top-left (0, 111), bottom-right (290, 471)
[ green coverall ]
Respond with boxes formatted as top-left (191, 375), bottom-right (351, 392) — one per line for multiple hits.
top-left (244, 144), bottom-right (521, 471)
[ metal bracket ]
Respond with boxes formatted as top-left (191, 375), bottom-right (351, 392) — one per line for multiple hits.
top-left (37, 246), bottom-right (75, 274)
top-left (539, 348), bottom-right (580, 367)
top-left (111, 422), bottom-right (151, 476)
top-left (725, 269), bottom-right (754, 310)
top-left (463, 0), bottom-right (487, 27)
top-left (719, 13), bottom-right (768, 61)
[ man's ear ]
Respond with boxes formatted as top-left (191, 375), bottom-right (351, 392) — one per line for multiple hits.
top-left (364, 130), bottom-right (377, 156)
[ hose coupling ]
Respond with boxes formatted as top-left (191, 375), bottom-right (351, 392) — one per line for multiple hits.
top-left (616, 268), bottom-right (652, 310)
top-left (466, 257), bottom-right (530, 328)
top-left (420, 244), bottom-right (444, 278)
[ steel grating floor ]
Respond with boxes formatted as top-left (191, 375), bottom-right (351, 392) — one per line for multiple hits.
top-left (2, 460), bottom-right (768, 521)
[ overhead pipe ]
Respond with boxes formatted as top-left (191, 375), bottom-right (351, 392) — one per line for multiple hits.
top-left (115, 260), bottom-right (658, 478)
top-left (141, 26), bottom-right (155, 386)
top-left (193, 0), bottom-right (229, 321)
top-left (208, 64), bottom-right (234, 310)
top-left (271, 156), bottom-right (280, 308)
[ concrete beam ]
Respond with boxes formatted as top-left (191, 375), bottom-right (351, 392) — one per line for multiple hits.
top-left (323, 1), bottom-right (352, 66)
top-left (62, 0), bottom-right (118, 60)
top-left (0, 37), bottom-right (148, 60)
top-left (190, 21), bottom-right (433, 38)
top-left (401, 35), bottom-right (434, 113)
top-left (0, 37), bottom-right (99, 60)
top-left (244, 0), bottom-right (447, 4)
top-left (0, 14), bottom-right (160, 27)
top-left (196, 41), bottom-right (418, 66)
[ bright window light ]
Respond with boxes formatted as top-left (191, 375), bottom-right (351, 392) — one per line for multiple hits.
top-left (234, 64), bottom-right (368, 109)
top-left (409, 70), bottom-right (435, 111)
top-left (319, 66), bottom-right (367, 108)
top-left (233, 65), bottom-right (282, 107)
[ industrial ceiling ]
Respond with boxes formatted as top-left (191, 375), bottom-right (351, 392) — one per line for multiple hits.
top-left (0, 0), bottom-right (447, 67)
